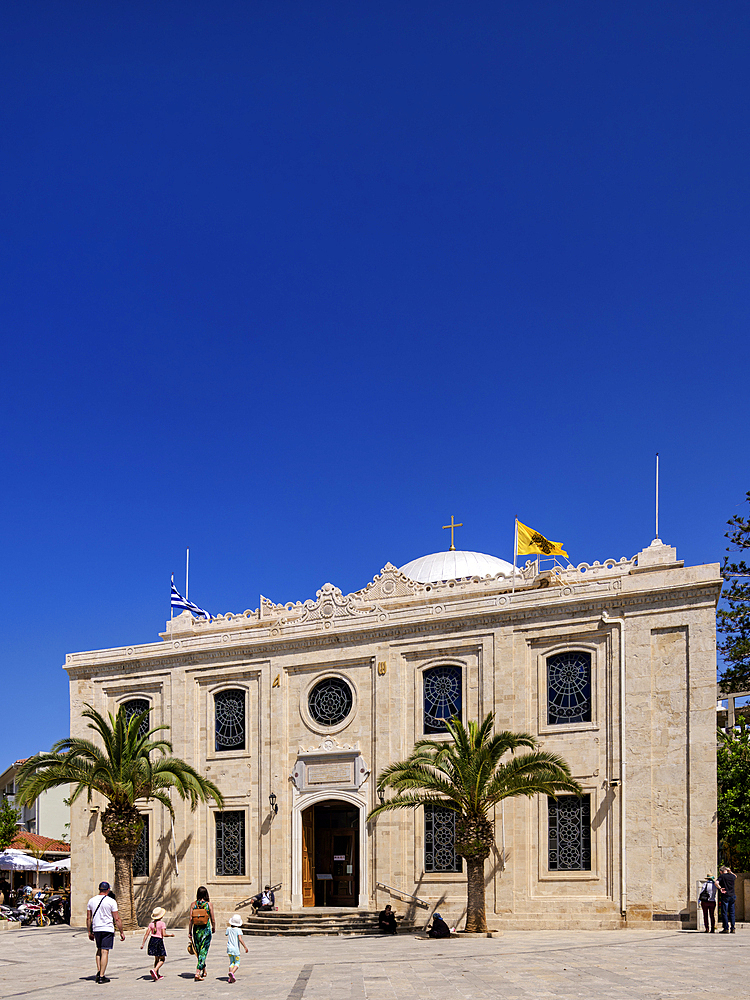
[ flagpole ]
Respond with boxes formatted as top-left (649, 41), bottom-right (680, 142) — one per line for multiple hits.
top-left (655, 453), bottom-right (659, 540)
top-left (186, 548), bottom-right (190, 601)
top-left (512, 518), bottom-right (518, 595)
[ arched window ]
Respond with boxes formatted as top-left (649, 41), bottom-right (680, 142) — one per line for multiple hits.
top-left (214, 690), bottom-right (246, 752)
top-left (547, 651), bottom-right (592, 725)
top-left (423, 665), bottom-right (462, 734)
top-left (122, 699), bottom-right (151, 738)
top-left (308, 677), bottom-right (353, 727)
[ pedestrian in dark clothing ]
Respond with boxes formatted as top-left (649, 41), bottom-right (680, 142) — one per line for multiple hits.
top-left (717, 866), bottom-right (737, 933)
top-left (427, 912), bottom-right (451, 938)
top-left (379, 905), bottom-right (398, 934)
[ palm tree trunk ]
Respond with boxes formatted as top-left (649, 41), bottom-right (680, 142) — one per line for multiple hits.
top-left (464, 857), bottom-right (487, 933)
top-left (113, 851), bottom-right (136, 930)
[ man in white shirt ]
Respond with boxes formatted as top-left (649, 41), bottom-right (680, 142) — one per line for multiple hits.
top-left (86, 881), bottom-right (125, 984)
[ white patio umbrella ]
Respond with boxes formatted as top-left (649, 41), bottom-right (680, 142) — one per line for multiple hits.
top-left (0, 850), bottom-right (43, 871)
top-left (44, 858), bottom-right (70, 871)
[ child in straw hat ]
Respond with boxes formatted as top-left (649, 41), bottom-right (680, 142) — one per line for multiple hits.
top-left (225, 914), bottom-right (248, 983)
top-left (141, 906), bottom-right (174, 980)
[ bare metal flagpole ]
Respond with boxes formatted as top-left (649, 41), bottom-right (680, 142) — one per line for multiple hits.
top-left (512, 519), bottom-right (518, 595)
top-left (185, 547), bottom-right (190, 601)
top-left (655, 453), bottom-right (659, 540)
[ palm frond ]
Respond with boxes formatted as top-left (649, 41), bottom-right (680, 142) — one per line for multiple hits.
top-left (370, 712), bottom-right (582, 826)
top-left (368, 791), bottom-right (460, 820)
top-left (16, 702), bottom-right (224, 814)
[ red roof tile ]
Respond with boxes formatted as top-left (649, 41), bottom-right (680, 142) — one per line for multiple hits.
top-left (10, 831), bottom-right (70, 854)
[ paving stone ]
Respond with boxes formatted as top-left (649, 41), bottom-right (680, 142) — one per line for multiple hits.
top-left (0, 926), bottom-right (748, 1000)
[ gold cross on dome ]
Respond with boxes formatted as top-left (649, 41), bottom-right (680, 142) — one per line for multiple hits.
top-left (442, 515), bottom-right (463, 551)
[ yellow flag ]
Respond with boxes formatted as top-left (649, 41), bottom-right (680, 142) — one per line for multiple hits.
top-left (516, 520), bottom-right (568, 559)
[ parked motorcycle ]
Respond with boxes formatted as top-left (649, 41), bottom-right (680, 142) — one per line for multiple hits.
top-left (43, 895), bottom-right (67, 925)
top-left (0, 901), bottom-right (37, 925)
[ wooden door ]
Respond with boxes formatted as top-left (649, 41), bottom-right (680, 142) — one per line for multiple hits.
top-left (301, 807), bottom-right (315, 907)
top-left (329, 831), bottom-right (357, 906)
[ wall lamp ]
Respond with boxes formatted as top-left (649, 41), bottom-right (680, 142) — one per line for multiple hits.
top-left (378, 789), bottom-right (385, 805)
top-left (269, 792), bottom-right (278, 815)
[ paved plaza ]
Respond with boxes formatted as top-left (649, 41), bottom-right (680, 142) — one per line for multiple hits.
top-left (0, 924), bottom-right (745, 1000)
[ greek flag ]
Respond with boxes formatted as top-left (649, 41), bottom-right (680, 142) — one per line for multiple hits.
top-left (171, 575), bottom-right (211, 620)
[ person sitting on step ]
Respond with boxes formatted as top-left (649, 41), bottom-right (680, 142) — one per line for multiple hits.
top-left (379, 904), bottom-right (398, 934)
top-left (251, 885), bottom-right (275, 912)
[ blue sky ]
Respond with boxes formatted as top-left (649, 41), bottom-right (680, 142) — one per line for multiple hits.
top-left (2, 2), bottom-right (748, 756)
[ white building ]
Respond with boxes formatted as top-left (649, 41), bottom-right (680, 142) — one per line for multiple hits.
top-left (65, 536), bottom-right (720, 930)
top-left (1, 758), bottom-right (69, 843)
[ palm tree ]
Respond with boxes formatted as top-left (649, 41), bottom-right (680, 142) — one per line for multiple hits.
top-left (15, 704), bottom-right (224, 929)
top-left (368, 713), bottom-right (582, 933)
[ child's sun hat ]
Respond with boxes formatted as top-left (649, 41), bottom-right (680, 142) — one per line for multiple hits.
top-left (229, 914), bottom-right (243, 927)
top-left (151, 907), bottom-right (166, 920)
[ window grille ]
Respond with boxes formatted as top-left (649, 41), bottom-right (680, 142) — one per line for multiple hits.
top-left (548, 795), bottom-right (591, 871)
top-left (423, 665), bottom-right (462, 733)
top-left (215, 811), bottom-right (246, 876)
top-left (424, 804), bottom-right (462, 873)
top-left (123, 699), bottom-right (151, 738)
top-left (215, 690), bottom-right (246, 751)
top-left (547, 651), bottom-right (592, 725)
top-left (132, 815), bottom-right (149, 878)
top-left (308, 677), bottom-right (353, 727)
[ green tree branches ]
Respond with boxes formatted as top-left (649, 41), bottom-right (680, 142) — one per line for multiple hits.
top-left (717, 722), bottom-right (750, 871)
top-left (718, 491), bottom-right (750, 694)
top-left (0, 797), bottom-right (21, 852)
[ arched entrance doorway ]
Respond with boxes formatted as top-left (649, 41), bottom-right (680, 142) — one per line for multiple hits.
top-left (301, 799), bottom-right (360, 907)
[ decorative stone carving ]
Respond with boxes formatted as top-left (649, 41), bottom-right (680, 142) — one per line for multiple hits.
top-left (355, 563), bottom-right (425, 602)
top-left (291, 736), bottom-right (369, 793)
top-left (298, 735), bottom-right (359, 755)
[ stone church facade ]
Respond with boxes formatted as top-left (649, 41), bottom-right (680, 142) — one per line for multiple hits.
top-left (65, 537), bottom-right (720, 930)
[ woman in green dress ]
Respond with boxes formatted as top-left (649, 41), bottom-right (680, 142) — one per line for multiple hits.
top-left (188, 886), bottom-right (216, 980)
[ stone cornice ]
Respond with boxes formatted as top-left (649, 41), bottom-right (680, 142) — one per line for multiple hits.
top-left (63, 573), bottom-right (720, 681)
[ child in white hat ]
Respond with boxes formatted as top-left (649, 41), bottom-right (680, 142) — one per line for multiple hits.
top-left (140, 906), bottom-right (174, 980)
top-left (225, 914), bottom-right (248, 983)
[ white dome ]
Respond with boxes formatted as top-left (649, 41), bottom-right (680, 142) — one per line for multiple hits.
top-left (399, 550), bottom-right (516, 584)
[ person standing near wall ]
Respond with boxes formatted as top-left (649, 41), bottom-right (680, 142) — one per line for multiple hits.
top-left (698, 874), bottom-right (718, 933)
top-left (717, 866), bottom-right (737, 933)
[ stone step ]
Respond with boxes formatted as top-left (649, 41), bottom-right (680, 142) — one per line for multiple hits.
top-left (240, 910), bottom-right (418, 937)
top-left (490, 916), bottom-right (625, 931)
top-left (243, 915), bottom-right (379, 921)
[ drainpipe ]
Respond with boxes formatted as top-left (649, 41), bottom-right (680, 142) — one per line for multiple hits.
top-left (600, 611), bottom-right (626, 918)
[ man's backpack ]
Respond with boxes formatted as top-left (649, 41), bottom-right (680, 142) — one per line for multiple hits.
top-left (191, 903), bottom-right (209, 927)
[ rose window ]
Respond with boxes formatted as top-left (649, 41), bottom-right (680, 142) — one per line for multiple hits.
top-left (308, 677), bottom-right (353, 727)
